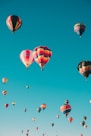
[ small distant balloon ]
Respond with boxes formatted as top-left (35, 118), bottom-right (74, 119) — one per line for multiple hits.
top-left (26, 85), bottom-right (30, 89)
top-left (32, 117), bottom-right (36, 121)
top-left (83, 116), bottom-right (87, 120)
top-left (65, 100), bottom-right (69, 104)
top-left (40, 104), bottom-right (47, 110)
top-left (27, 129), bottom-right (29, 133)
top-left (24, 108), bottom-right (27, 112)
top-left (12, 102), bottom-right (16, 106)
top-left (2, 90), bottom-right (8, 95)
top-left (80, 121), bottom-right (85, 127)
top-left (2, 77), bottom-right (8, 83)
top-left (37, 107), bottom-right (41, 112)
top-left (84, 124), bottom-right (87, 128)
top-left (4, 103), bottom-right (9, 108)
top-left (51, 123), bottom-right (54, 127)
top-left (56, 114), bottom-right (60, 118)
top-left (68, 117), bottom-right (73, 123)
top-left (36, 127), bottom-right (39, 130)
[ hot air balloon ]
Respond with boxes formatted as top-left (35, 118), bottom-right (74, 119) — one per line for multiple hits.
top-left (6, 15), bottom-right (22, 32)
top-left (32, 117), bottom-right (36, 121)
top-left (40, 104), bottom-right (47, 110)
top-left (24, 108), bottom-right (27, 112)
top-left (37, 107), bottom-right (41, 112)
top-left (4, 103), bottom-right (9, 108)
top-left (2, 90), bottom-right (8, 95)
top-left (74, 23), bottom-right (86, 37)
top-left (68, 117), bottom-right (73, 123)
top-left (77, 60), bottom-right (91, 78)
top-left (89, 100), bottom-right (91, 103)
top-left (84, 124), bottom-right (87, 128)
top-left (36, 127), bottom-right (39, 130)
top-left (80, 121), bottom-right (85, 127)
top-left (60, 100), bottom-right (71, 117)
top-left (26, 133), bottom-right (29, 136)
top-left (2, 77), bottom-right (8, 83)
top-left (51, 123), bottom-right (54, 127)
top-left (12, 102), bottom-right (16, 106)
top-left (83, 116), bottom-right (87, 120)
top-left (26, 85), bottom-right (30, 89)
top-left (20, 50), bottom-right (34, 69)
top-left (33, 46), bottom-right (52, 70)
top-left (56, 114), bottom-right (60, 118)
top-left (65, 100), bottom-right (69, 104)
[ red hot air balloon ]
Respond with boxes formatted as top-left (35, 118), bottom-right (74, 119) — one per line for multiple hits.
top-left (60, 101), bottom-right (71, 117)
top-left (33, 46), bottom-right (52, 70)
top-left (74, 23), bottom-right (86, 37)
top-left (68, 117), bottom-right (73, 123)
top-left (6, 15), bottom-right (22, 32)
top-left (20, 50), bottom-right (34, 69)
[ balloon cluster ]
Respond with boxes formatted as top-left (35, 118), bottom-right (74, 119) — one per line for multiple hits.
top-left (80, 116), bottom-right (88, 128)
top-left (37, 104), bottom-right (47, 113)
top-left (20, 46), bottom-right (52, 71)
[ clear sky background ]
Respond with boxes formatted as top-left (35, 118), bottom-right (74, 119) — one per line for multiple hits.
top-left (0, 0), bottom-right (91, 136)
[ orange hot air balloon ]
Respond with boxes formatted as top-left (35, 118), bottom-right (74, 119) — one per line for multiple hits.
top-left (68, 117), bottom-right (73, 123)
top-left (2, 77), bottom-right (8, 83)
top-left (33, 46), bottom-right (52, 70)
top-left (20, 50), bottom-right (34, 69)
top-left (40, 104), bottom-right (47, 110)
top-left (6, 15), bottom-right (22, 32)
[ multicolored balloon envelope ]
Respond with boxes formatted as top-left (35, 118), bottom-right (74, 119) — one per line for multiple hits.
top-left (6, 15), bottom-right (22, 32)
top-left (20, 49), bottom-right (34, 69)
top-left (77, 60), bottom-right (91, 78)
top-left (74, 23), bottom-right (86, 37)
top-left (33, 46), bottom-right (52, 70)
top-left (60, 101), bottom-right (71, 117)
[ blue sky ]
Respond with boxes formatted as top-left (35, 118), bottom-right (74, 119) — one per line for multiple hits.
top-left (0, 0), bottom-right (91, 136)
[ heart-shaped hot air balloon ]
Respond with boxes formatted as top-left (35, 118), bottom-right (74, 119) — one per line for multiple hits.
top-left (33, 46), bottom-right (52, 70)
top-left (20, 49), bottom-right (34, 69)
top-left (6, 15), bottom-right (22, 32)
